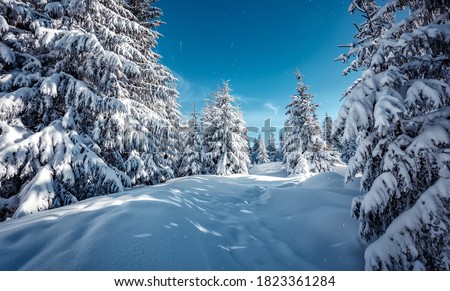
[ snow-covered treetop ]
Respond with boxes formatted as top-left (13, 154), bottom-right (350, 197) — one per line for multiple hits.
top-left (333, 0), bottom-right (450, 142)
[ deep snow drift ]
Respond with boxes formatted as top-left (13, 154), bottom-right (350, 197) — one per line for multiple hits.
top-left (0, 163), bottom-right (365, 270)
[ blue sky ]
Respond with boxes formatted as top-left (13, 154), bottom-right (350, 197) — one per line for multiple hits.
top-left (156, 0), bottom-right (360, 140)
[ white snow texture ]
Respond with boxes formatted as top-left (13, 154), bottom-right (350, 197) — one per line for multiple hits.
top-left (0, 163), bottom-right (365, 270)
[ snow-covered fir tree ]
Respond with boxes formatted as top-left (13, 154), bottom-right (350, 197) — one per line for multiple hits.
top-left (0, 0), bottom-right (179, 220)
top-left (323, 113), bottom-right (333, 146)
top-left (249, 136), bottom-right (259, 165)
top-left (202, 81), bottom-right (250, 175)
top-left (333, 0), bottom-right (450, 270)
top-left (266, 132), bottom-right (279, 162)
top-left (303, 112), bottom-right (340, 173)
top-left (283, 71), bottom-right (312, 175)
top-left (278, 130), bottom-right (285, 162)
top-left (254, 134), bottom-right (270, 164)
top-left (179, 106), bottom-right (205, 177)
top-left (283, 70), bottom-right (337, 175)
top-left (201, 97), bottom-right (216, 174)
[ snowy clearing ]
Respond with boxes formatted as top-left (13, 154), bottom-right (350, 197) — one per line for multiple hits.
top-left (0, 163), bottom-right (365, 270)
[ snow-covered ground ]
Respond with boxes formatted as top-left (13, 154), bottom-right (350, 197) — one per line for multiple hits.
top-left (0, 163), bottom-right (365, 270)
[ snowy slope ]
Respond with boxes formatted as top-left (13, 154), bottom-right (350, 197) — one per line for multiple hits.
top-left (249, 162), bottom-right (289, 177)
top-left (0, 163), bottom-right (365, 270)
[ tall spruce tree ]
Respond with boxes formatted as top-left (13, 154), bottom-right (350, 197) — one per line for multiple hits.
top-left (303, 110), bottom-right (339, 173)
top-left (250, 137), bottom-right (260, 165)
top-left (323, 114), bottom-right (333, 146)
top-left (255, 134), bottom-right (270, 164)
top-left (179, 106), bottom-right (204, 177)
top-left (283, 70), bottom-right (337, 174)
top-left (0, 0), bottom-right (179, 220)
top-left (266, 132), bottom-right (279, 162)
top-left (278, 130), bottom-right (285, 162)
top-left (283, 71), bottom-right (312, 175)
top-left (333, 0), bottom-right (450, 270)
top-left (202, 81), bottom-right (249, 175)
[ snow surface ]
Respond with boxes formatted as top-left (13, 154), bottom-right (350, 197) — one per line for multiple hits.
top-left (0, 163), bottom-right (365, 270)
top-left (249, 162), bottom-right (289, 177)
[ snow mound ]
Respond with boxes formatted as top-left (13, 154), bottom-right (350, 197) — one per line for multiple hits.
top-left (0, 169), bottom-right (365, 270)
top-left (249, 162), bottom-right (288, 177)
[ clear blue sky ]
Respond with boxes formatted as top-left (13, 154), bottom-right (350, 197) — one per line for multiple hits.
top-left (155, 0), bottom-right (360, 140)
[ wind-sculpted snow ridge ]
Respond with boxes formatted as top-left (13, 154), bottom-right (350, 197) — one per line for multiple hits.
top-left (0, 163), bottom-right (365, 271)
